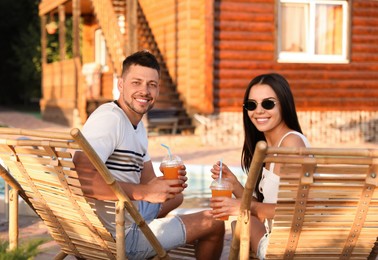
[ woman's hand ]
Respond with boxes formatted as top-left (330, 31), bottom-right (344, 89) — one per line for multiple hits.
top-left (210, 161), bottom-right (238, 186)
top-left (209, 197), bottom-right (241, 220)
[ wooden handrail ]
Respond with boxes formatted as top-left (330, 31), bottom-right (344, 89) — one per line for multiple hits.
top-left (229, 141), bottom-right (267, 260)
top-left (90, 0), bottom-right (126, 76)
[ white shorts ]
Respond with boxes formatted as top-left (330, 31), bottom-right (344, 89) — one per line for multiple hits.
top-left (256, 233), bottom-right (270, 260)
top-left (125, 201), bottom-right (186, 259)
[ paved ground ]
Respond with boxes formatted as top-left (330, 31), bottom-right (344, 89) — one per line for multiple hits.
top-left (0, 106), bottom-right (241, 259)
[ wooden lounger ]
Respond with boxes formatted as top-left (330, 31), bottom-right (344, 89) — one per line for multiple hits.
top-left (0, 127), bottom-right (172, 259)
top-left (230, 141), bottom-right (378, 260)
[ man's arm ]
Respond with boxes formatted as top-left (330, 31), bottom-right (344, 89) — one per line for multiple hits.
top-left (73, 151), bottom-right (184, 202)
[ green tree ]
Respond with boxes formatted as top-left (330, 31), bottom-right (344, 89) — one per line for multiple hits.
top-left (0, 0), bottom-right (41, 107)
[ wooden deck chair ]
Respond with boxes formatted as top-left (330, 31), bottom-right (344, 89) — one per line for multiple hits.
top-left (229, 141), bottom-right (378, 260)
top-left (0, 127), bottom-right (171, 260)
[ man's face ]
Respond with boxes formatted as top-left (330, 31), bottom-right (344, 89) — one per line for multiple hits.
top-left (117, 64), bottom-right (160, 119)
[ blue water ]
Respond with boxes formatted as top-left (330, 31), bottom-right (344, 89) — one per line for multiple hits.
top-left (0, 163), bottom-right (247, 199)
top-left (0, 177), bottom-right (4, 196)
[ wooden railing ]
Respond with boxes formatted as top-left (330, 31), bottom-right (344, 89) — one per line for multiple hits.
top-left (40, 58), bottom-right (88, 126)
top-left (90, 0), bottom-right (126, 76)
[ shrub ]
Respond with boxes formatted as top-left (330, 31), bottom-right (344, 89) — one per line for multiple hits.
top-left (0, 239), bottom-right (45, 260)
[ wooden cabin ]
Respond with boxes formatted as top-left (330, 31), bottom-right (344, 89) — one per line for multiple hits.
top-left (39, 0), bottom-right (378, 146)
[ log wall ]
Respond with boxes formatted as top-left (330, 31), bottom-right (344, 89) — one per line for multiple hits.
top-left (214, 0), bottom-right (378, 112)
top-left (139, 0), bottom-right (212, 114)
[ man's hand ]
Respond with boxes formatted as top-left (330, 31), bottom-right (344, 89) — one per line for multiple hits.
top-left (178, 164), bottom-right (188, 190)
top-left (73, 152), bottom-right (185, 203)
top-left (158, 163), bottom-right (188, 190)
top-left (138, 176), bottom-right (185, 203)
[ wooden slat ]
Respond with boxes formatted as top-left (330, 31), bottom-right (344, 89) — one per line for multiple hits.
top-left (230, 140), bottom-right (378, 259)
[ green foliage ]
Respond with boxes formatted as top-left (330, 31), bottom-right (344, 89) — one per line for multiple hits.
top-left (0, 0), bottom-right (78, 107)
top-left (46, 16), bottom-right (75, 63)
top-left (0, 0), bottom-right (41, 106)
top-left (11, 19), bottom-right (42, 102)
top-left (0, 239), bottom-right (45, 260)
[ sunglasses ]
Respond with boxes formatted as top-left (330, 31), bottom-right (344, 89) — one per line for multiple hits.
top-left (243, 99), bottom-right (277, 111)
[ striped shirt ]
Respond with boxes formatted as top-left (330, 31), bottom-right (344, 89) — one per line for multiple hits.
top-left (82, 101), bottom-right (150, 235)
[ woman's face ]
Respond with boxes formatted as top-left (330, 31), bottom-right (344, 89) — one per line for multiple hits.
top-left (247, 84), bottom-right (283, 134)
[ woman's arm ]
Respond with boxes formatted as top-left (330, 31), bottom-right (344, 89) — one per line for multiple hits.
top-left (250, 200), bottom-right (276, 222)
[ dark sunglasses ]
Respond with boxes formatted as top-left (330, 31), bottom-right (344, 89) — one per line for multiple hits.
top-left (243, 99), bottom-right (277, 111)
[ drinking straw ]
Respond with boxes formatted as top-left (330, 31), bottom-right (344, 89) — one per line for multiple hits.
top-left (219, 158), bottom-right (223, 183)
top-left (161, 143), bottom-right (172, 160)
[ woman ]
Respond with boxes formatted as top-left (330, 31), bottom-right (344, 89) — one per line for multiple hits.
top-left (210, 73), bottom-right (310, 259)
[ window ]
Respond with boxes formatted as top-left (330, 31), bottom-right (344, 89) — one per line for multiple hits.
top-left (95, 29), bottom-right (109, 71)
top-left (278, 0), bottom-right (349, 63)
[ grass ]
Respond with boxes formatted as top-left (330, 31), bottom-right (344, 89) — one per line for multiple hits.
top-left (0, 239), bottom-right (45, 260)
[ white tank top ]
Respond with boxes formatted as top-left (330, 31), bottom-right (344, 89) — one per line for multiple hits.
top-left (259, 131), bottom-right (310, 204)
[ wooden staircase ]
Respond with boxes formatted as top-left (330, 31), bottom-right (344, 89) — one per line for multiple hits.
top-left (90, 0), bottom-right (125, 76)
top-left (90, 0), bottom-right (194, 135)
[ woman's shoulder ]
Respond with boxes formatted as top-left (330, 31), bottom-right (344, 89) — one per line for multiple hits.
top-left (279, 131), bottom-right (311, 147)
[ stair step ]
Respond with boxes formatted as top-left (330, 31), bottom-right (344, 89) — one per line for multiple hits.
top-left (152, 103), bottom-right (184, 109)
top-left (148, 108), bottom-right (178, 118)
top-left (148, 121), bottom-right (195, 135)
top-left (157, 93), bottom-right (180, 99)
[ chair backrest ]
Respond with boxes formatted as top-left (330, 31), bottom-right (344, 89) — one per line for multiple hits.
top-left (0, 128), bottom-right (168, 259)
top-left (230, 141), bottom-right (378, 259)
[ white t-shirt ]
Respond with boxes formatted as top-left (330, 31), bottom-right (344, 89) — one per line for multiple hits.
top-left (82, 101), bottom-right (150, 235)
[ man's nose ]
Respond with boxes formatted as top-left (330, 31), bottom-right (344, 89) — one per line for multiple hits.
top-left (140, 82), bottom-right (150, 93)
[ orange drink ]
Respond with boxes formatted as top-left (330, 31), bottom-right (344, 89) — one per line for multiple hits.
top-left (210, 178), bottom-right (233, 220)
top-left (162, 165), bottom-right (181, 186)
top-left (161, 154), bottom-right (182, 187)
top-left (212, 189), bottom-right (232, 198)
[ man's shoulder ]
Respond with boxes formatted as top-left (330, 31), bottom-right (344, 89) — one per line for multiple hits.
top-left (90, 101), bottom-right (123, 117)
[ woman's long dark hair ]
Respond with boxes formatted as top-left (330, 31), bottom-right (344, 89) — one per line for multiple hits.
top-left (241, 73), bottom-right (303, 201)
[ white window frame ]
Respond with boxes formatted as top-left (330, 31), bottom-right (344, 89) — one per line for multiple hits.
top-left (277, 0), bottom-right (350, 64)
top-left (95, 29), bottom-right (109, 71)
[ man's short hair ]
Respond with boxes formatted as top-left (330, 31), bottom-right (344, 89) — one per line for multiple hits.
top-left (122, 50), bottom-right (160, 77)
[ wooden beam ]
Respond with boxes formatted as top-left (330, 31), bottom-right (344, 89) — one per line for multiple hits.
top-left (9, 189), bottom-right (19, 250)
top-left (204, 0), bottom-right (215, 113)
top-left (41, 15), bottom-right (47, 64)
top-left (72, 0), bottom-right (80, 58)
top-left (58, 5), bottom-right (66, 61)
top-left (127, 0), bottom-right (138, 55)
top-left (72, 0), bottom-right (80, 110)
top-left (39, 0), bottom-right (69, 16)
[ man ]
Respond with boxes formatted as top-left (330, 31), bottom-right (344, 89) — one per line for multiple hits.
top-left (74, 50), bottom-right (225, 259)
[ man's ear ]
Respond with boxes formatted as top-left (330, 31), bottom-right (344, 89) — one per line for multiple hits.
top-left (117, 77), bottom-right (123, 92)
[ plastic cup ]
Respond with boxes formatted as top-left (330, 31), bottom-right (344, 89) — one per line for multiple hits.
top-left (161, 154), bottom-right (183, 187)
top-left (210, 178), bottom-right (233, 220)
